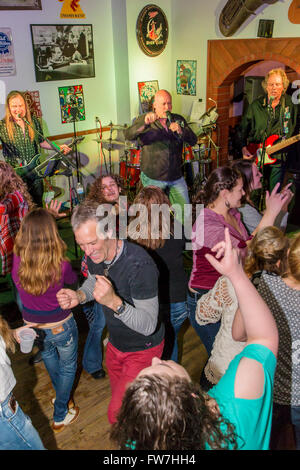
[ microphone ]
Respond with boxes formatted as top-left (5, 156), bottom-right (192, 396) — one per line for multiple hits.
top-left (166, 110), bottom-right (172, 126)
top-left (268, 96), bottom-right (275, 108)
top-left (267, 96), bottom-right (275, 117)
top-left (166, 111), bottom-right (182, 141)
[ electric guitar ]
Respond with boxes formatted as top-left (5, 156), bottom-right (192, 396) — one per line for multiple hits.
top-left (246, 132), bottom-right (300, 166)
top-left (288, 0), bottom-right (300, 24)
top-left (14, 135), bottom-right (84, 180)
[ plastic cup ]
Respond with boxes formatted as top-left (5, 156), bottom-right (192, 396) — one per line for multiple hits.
top-left (19, 328), bottom-right (37, 354)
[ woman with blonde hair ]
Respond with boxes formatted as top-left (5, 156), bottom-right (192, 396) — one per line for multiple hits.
top-left (256, 232), bottom-right (300, 449)
top-left (11, 208), bottom-right (79, 433)
top-left (244, 225), bottom-right (289, 284)
top-left (0, 90), bottom-right (70, 205)
top-left (0, 315), bottom-right (45, 449)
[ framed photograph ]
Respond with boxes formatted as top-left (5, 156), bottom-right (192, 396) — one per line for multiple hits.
top-left (0, 0), bottom-right (42, 10)
top-left (176, 60), bottom-right (197, 96)
top-left (58, 84), bottom-right (85, 124)
top-left (30, 24), bottom-right (95, 82)
top-left (257, 19), bottom-right (274, 38)
top-left (138, 80), bottom-right (159, 113)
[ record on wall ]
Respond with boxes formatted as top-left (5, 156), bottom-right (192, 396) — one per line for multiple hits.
top-left (136, 4), bottom-right (168, 57)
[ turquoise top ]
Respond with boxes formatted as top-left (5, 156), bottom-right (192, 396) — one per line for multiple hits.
top-left (208, 344), bottom-right (276, 450)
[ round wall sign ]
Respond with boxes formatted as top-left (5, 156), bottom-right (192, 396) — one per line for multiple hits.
top-left (136, 4), bottom-right (168, 57)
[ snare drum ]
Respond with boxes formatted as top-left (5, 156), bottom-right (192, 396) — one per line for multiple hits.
top-left (119, 161), bottom-right (140, 187)
top-left (126, 148), bottom-right (141, 167)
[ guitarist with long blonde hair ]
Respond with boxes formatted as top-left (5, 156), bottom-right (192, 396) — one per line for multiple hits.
top-left (240, 68), bottom-right (298, 194)
top-left (0, 90), bottom-right (71, 205)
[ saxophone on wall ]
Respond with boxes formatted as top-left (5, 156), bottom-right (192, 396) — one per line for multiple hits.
top-left (219, 0), bottom-right (279, 37)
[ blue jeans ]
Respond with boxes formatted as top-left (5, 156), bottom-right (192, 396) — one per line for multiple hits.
top-left (187, 289), bottom-right (221, 356)
top-left (140, 172), bottom-right (190, 224)
top-left (160, 301), bottom-right (188, 362)
top-left (0, 392), bottom-right (45, 450)
top-left (82, 302), bottom-right (106, 374)
top-left (40, 315), bottom-right (78, 422)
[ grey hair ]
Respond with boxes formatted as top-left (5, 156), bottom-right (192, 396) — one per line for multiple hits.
top-left (71, 199), bottom-right (116, 237)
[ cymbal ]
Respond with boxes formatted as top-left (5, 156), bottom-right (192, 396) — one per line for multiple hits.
top-left (102, 123), bottom-right (127, 131)
top-left (93, 138), bottom-right (125, 146)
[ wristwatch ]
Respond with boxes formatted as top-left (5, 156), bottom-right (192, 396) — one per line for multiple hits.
top-left (115, 300), bottom-right (126, 315)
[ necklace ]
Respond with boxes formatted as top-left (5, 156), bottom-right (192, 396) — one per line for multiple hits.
top-left (103, 239), bottom-right (119, 277)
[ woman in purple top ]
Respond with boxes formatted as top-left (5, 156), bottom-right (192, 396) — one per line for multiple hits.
top-left (11, 208), bottom-right (79, 433)
top-left (189, 165), bottom-right (292, 362)
top-left (188, 166), bottom-right (251, 358)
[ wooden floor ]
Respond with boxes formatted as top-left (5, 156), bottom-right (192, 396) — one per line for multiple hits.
top-left (9, 311), bottom-right (207, 451)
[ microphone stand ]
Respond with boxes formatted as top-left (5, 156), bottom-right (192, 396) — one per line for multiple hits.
top-left (258, 100), bottom-right (273, 211)
top-left (69, 105), bottom-right (81, 184)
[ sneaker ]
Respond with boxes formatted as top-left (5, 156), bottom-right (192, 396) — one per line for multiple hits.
top-left (51, 406), bottom-right (80, 433)
top-left (51, 397), bottom-right (75, 409)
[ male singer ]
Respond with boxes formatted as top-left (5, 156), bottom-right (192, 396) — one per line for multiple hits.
top-left (240, 68), bottom-right (298, 191)
top-left (124, 89), bottom-right (197, 222)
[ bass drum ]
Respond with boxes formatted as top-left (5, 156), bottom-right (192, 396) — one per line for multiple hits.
top-left (119, 161), bottom-right (140, 187)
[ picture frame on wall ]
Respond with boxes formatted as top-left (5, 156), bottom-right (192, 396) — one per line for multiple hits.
top-left (58, 84), bottom-right (86, 124)
top-left (138, 80), bottom-right (159, 113)
top-left (30, 24), bottom-right (95, 82)
top-left (0, 0), bottom-right (42, 10)
top-left (176, 60), bottom-right (197, 96)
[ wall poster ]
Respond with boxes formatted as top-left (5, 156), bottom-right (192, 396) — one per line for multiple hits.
top-left (0, 28), bottom-right (16, 76)
top-left (58, 84), bottom-right (85, 124)
top-left (176, 60), bottom-right (197, 96)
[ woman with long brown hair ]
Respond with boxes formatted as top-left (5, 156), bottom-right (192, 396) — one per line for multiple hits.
top-left (189, 165), bottom-right (290, 358)
top-left (11, 208), bottom-right (79, 433)
top-left (0, 161), bottom-right (34, 277)
top-left (128, 186), bottom-right (188, 362)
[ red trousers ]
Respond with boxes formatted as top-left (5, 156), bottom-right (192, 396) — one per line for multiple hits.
top-left (106, 340), bottom-right (164, 424)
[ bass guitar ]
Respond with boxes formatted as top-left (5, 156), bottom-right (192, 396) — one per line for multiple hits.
top-left (13, 135), bottom-right (84, 180)
top-left (246, 132), bottom-right (300, 166)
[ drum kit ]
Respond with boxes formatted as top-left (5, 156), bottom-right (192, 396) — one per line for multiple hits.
top-left (184, 102), bottom-right (220, 193)
top-left (93, 122), bottom-right (141, 190)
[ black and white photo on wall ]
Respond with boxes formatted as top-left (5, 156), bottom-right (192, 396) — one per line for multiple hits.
top-left (30, 24), bottom-right (95, 82)
top-left (0, 0), bottom-right (41, 9)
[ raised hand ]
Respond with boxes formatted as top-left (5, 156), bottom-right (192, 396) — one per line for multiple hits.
top-left (46, 199), bottom-right (67, 218)
top-left (265, 182), bottom-right (292, 216)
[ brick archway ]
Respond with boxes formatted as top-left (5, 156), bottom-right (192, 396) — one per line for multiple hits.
top-left (206, 38), bottom-right (300, 165)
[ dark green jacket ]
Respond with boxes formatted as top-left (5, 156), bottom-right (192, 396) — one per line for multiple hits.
top-left (240, 94), bottom-right (298, 160)
top-left (0, 115), bottom-right (44, 167)
top-left (124, 113), bottom-right (197, 181)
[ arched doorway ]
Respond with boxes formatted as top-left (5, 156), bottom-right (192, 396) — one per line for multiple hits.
top-left (206, 38), bottom-right (300, 165)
